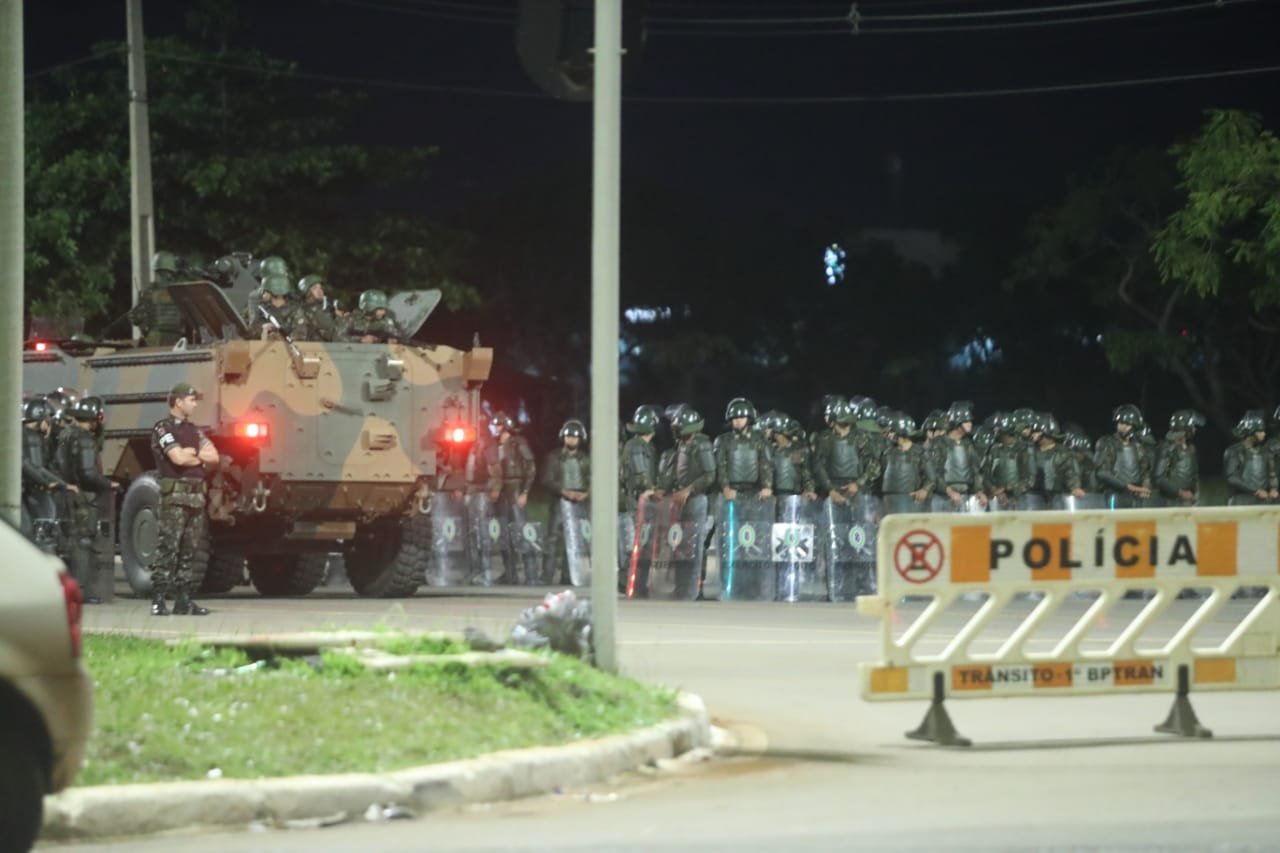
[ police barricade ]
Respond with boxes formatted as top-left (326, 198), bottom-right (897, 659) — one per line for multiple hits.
top-left (648, 494), bottom-right (707, 601)
top-left (465, 492), bottom-right (507, 586)
top-left (560, 498), bottom-right (591, 587)
top-left (857, 505), bottom-right (1280, 746)
top-left (825, 494), bottom-right (882, 602)
top-left (508, 501), bottom-right (546, 585)
top-left (718, 495), bottom-right (776, 601)
top-left (620, 496), bottom-right (658, 599)
top-left (427, 492), bottom-right (469, 586)
top-left (773, 495), bottom-right (822, 602)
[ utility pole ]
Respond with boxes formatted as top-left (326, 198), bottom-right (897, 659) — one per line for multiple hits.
top-left (589, 0), bottom-right (621, 673)
top-left (127, 0), bottom-right (155, 338)
top-left (0, 1), bottom-right (23, 527)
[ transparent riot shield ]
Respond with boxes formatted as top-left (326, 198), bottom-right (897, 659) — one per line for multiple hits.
top-left (824, 494), bottom-right (882, 601)
top-left (718, 495), bottom-right (776, 601)
top-left (773, 496), bottom-right (822, 602)
top-left (649, 494), bottom-right (707, 601)
top-left (620, 496), bottom-right (658, 599)
top-left (93, 489), bottom-right (117, 603)
top-left (929, 494), bottom-right (987, 514)
top-left (428, 493), bottom-right (469, 586)
top-left (882, 494), bottom-right (929, 516)
top-left (465, 492), bottom-right (507, 585)
top-left (1054, 493), bottom-right (1108, 512)
top-left (27, 492), bottom-right (59, 556)
top-left (508, 501), bottom-right (546, 584)
top-left (560, 498), bottom-right (592, 587)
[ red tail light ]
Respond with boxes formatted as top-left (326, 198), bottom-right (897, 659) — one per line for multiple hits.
top-left (441, 425), bottom-right (475, 446)
top-left (59, 571), bottom-right (83, 659)
top-left (34, 341), bottom-right (48, 352)
top-left (233, 422), bottom-right (270, 443)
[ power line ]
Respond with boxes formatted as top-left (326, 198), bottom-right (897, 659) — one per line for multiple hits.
top-left (860, 0), bottom-right (1173, 23)
top-left (330, 0), bottom-right (515, 26)
top-left (24, 48), bottom-right (125, 81)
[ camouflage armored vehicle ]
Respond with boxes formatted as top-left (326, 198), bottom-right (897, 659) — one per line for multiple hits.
top-left (23, 280), bottom-right (491, 598)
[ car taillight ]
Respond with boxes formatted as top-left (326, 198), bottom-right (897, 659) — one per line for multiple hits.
top-left (442, 425), bottom-right (475, 446)
top-left (34, 341), bottom-right (48, 352)
top-left (233, 422), bottom-right (270, 443)
top-left (59, 571), bottom-right (83, 659)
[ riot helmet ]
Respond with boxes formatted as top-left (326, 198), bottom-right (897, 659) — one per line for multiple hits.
top-left (1011, 407), bottom-right (1035, 433)
top-left (946, 400), bottom-right (975, 429)
top-left (831, 399), bottom-right (858, 427)
top-left (46, 388), bottom-right (79, 422)
top-left (1112, 403), bottom-right (1143, 428)
top-left (1233, 410), bottom-right (1266, 439)
top-left (559, 419), bottom-right (588, 442)
top-left (627, 405), bottom-right (661, 435)
top-left (781, 416), bottom-right (806, 442)
top-left (490, 412), bottom-right (515, 434)
top-left (1065, 431), bottom-right (1093, 453)
top-left (922, 409), bottom-right (945, 434)
top-left (359, 289), bottom-right (389, 312)
top-left (757, 410), bottom-right (784, 436)
top-left (892, 413), bottom-right (920, 439)
top-left (262, 274), bottom-right (292, 298)
top-left (821, 395), bottom-right (848, 423)
top-left (673, 407), bottom-right (705, 438)
top-left (854, 397), bottom-right (880, 422)
top-left (724, 397), bottom-right (757, 425)
top-left (1034, 412), bottom-right (1064, 440)
top-left (70, 396), bottom-right (104, 423)
top-left (22, 397), bottom-right (52, 424)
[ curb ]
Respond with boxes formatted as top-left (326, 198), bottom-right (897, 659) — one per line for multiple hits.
top-left (41, 692), bottom-right (710, 842)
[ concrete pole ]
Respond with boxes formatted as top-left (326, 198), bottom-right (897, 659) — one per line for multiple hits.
top-left (0, 2), bottom-right (22, 528)
top-left (589, 0), bottom-right (621, 673)
top-left (127, 0), bottom-right (154, 338)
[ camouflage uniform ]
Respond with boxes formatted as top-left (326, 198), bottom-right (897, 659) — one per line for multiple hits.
top-left (770, 420), bottom-right (816, 498)
top-left (247, 299), bottom-right (309, 340)
top-left (542, 421), bottom-right (590, 584)
top-left (1094, 404), bottom-right (1152, 508)
top-left (484, 432), bottom-right (537, 503)
top-left (928, 432), bottom-right (985, 507)
top-left (129, 251), bottom-right (184, 345)
top-left (1031, 439), bottom-right (1083, 502)
top-left (813, 414), bottom-right (879, 499)
top-left (619, 408), bottom-right (660, 513)
top-left (347, 310), bottom-right (403, 343)
top-left (55, 409), bottom-right (115, 601)
top-left (296, 275), bottom-right (336, 342)
top-left (1153, 410), bottom-right (1204, 506)
top-left (715, 425), bottom-right (773, 498)
top-left (982, 427), bottom-right (1034, 507)
top-left (150, 385), bottom-right (213, 614)
top-left (880, 415), bottom-right (933, 513)
top-left (1223, 411), bottom-right (1277, 505)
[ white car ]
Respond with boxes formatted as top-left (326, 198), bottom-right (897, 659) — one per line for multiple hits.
top-left (0, 517), bottom-right (93, 850)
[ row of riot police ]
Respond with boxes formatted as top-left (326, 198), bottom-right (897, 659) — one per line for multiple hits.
top-left (19, 390), bottom-right (117, 603)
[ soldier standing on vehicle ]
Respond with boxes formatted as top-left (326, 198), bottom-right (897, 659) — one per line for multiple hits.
top-left (247, 274), bottom-right (309, 340)
top-left (1223, 410), bottom-right (1277, 505)
top-left (620, 405), bottom-right (662, 512)
top-left (296, 274), bottom-right (336, 342)
top-left (880, 413), bottom-right (933, 513)
top-left (55, 398), bottom-right (116, 603)
top-left (150, 383), bottom-right (219, 616)
top-left (813, 399), bottom-right (879, 505)
top-left (770, 416), bottom-right (817, 501)
top-left (928, 402), bottom-right (987, 510)
top-left (1154, 409), bottom-right (1204, 507)
top-left (21, 398), bottom-right (72, 542)
top-left (348, 289), bottom-right (404, 343)
top-left (715, 398), bottom-right (774, 502)
top-left (542, 419), bottom-right (590, 584)
top-left (244, 255), bottom-right (290, 321)
top-left (128, 250), bottom-right (186, 346)
top-left (1094, 404), bottom-right (1153, 508)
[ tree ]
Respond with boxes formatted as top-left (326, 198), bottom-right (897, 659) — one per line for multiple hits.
top-left (24, 3), bottom-right (475, 336)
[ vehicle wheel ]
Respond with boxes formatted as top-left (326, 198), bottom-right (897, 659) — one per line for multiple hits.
top-left (0, 721), bottom-right (47, 852)
top-left (200, 554), bottom-right (246, 594)
top-left (247, 554), bottom-right (329, 597)
top-left (346, 515), bottom-right (426, 598)
top-left (118, 472), bottom-right (161, 596)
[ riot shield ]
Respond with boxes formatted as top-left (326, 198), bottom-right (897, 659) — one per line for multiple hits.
top-left (93, 489), bottom-right (116, 603)
top-left (929, 494), bottom-right (987, 514)
top-left (26, 492), bottom-right (59, 556)
top-left (718, 495), bottom-right (776, 601)
top-left (648, 494), bottom-right (707, 601)
top-left (427, 493), bottom-right (469, 586)
top-left (773, 496), bottom-right (822, 602)
top-left (882, 494), bottom-right (929, 516)
top-left (465, 492), bottom-right (507, 585)
top-left (620, 496), bottom-right (658, 599)
top-left (508, 501), bottom-right (546, 584)
top-left (560, 499), bottom-right (592, 587)
top-left (1054, 493), bottom-right (1108, 512)
top-left (824, 494), bottom-right (882, 601)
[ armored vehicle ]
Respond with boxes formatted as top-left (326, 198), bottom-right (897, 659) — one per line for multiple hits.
top-left (23, 280), bottom-right (491, 598)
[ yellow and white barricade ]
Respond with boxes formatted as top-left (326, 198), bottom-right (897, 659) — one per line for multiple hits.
top-left (857, 505), bottom-right (1280, 745)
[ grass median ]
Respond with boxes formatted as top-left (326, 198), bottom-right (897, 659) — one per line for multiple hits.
top-left (80, 634), bottom-right (678, 786)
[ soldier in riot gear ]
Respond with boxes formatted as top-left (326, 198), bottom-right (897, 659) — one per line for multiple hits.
top-left (348, 289), bottom-right (404, 343)
top-left (55, 397), bottom-right (117, 603)
top-left (982, 412), bottom-right (1033, 510)
top-left (662, 407), bottom-right (717, 502)
top-left (21, 397), bottom-right (71, 542)
top-left (542, 419), bottom-right (590, 584)
top-left (620, 405), bottom-right (662, 512)
top-left (1266, 404), bottom-right (1280, 480)
top-left (1223, 410), bottom-right (1277, 505)
top-left (247, 274), bottom-right (310, 340)
top-left (484, 412), bottom-right (537, 582)
top-left (880, 413), bottom-right (933, 513)
top-left (1065, 430), bottom-right (1099, 493)
top-left (770, 416), bottom-right (817, 500)
top-left (150, 383), bottom-right (219, 615)
top-left (1094, 403), bottom-right (1153, 508)
top-left (296, 274), bottom-right (336, 342)
top-left (1154, 409), bottom-right (1204, 506)
top-left (921, 409), bottom-right (946, 449)
top-left (813, 399), bottom-right (878, 503)
top-left (1029, 415), bottom-right (1085, 504)
top-left (929, 402), bottom-right (987, 510)
top-left (715, 398), bottom-right (774, 501)
top-left (810, 395), bottom-right (847, 455)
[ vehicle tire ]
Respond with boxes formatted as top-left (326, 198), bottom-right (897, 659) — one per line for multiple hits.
top-left (247, 554), bottom-right (329, 597)
top-left (119, 472), bottom-right (161, 596)
top-left (200, 554), bottom-right (246, 594)
top-left (0, 719), bottom-right (47, 852)
top-left (347, 515), bottom-right (426, 598)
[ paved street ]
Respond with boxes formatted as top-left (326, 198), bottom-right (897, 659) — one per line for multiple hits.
top-left (48, 586), bottom-right (1280, 850)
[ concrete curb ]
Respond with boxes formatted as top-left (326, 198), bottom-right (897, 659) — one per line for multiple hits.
top-left (41, 692), bottom-right (710, 842)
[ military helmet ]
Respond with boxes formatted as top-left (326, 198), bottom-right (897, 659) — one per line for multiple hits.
top-left (854, 397), bottom-right (880, 422)
top-left (151, 250), bottom-right (179, 276)
top-left (875, 405), bottom-right (897, 429)
top-left (831, 399), bottom-right (858, 426)
top-left (1010, 407), bottom-right (1035, 431)
top-left (891, 413), bottom-right (920, 438)
top-left (70, 396), bottom-right (104, 423)
top-left (1065, 431), bottom-right (1093, 453)
top-left (1035, 412), bottom-right (1064, 440)
top-left (757, 409), bottom-right (784, 435)
top-left (724, 397), bottom-right (757, 424)
top-left (946, 400), bottom-right (975, 428)
top-left (46, 388), bottom-right (79, 421)
top-left (782, 416), bottom-right (806, 441)
top-left (262, 274), bottom-right (292, 297)
top-left (1112, 403), bottom-right (1143, 427)
top-left (359, 289), bottom-right (389, 312)
top-left (1233, 410), bottom-right (1266, 438)
top-left (490, 412), bottom-right (515, 433)
top-left (297, 273), bottom-right (325, 294)
top-left (821, 395), bottom-right (848, 421)
top-left (258, 256), bottom-right (290, 279)
top-left (1168, 409), bottom-right (1205, 435)
top-left (673, 406), bottom-right (705, 437)
top-left (22, 397), bottom-right (52, 423)
top-left (559, 419), bottom-right (588, 441)
top-left (991, 411), bottom-right (1016, 435)
top-left (627, 405), bottom-right (661, 435)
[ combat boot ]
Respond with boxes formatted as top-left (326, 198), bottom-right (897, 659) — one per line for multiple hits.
top-left (172, 593), bottom-right (210, 616)
top-left (150, 593), bottom-right (169, 616)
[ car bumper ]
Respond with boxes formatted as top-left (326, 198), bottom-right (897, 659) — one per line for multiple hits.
top-left (17, 667), bottom-right (94, 792)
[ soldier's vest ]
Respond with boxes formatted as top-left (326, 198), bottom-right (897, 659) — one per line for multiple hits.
top-left (22, 429), bottom-right (47, 472)
top-left (675, 435), bottom-right (714, 491)
top-left (1077, 455), bottom-right (1099, 492)
top-left (621, 437), bottom-right (655, 490)
top-left (1236, 447), bottom-right (1269, 491)
top-left (1162, 444), bottom-right (1197, 491)
top-left (1112, 441), bottom-right (1141, 486)
top-left (465, 440), bottom-right (488, 487)
top-left (882, 446), bottom-right (924, 494)
top-left (941, 440), bottom-right (976, 489)
top-left (986, 444), bottom-right (1021, 490)
top-left (772, 446), bottom-right (802, 494)
top-left (497, 441), bottom-right (529, 483)
top-left (559, 452), bottom-right (587, 491)
top-left (827, 433), bottom-right (863, 482)
top-left (726, 434), bottom-right (763, 486)
top-left (1033, 449), bottom-right (1059, 494)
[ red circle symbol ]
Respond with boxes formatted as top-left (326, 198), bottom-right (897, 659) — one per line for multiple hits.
top-left (894, 529), bottom-right (945, 584)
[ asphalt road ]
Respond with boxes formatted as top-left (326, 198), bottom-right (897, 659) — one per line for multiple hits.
top-left (48, 585), bottom-right (1280, 851)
